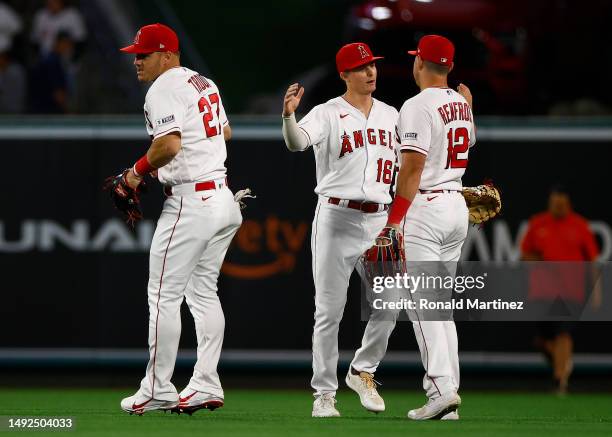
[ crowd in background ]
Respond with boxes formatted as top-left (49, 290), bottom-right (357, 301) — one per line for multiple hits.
top-left (0, 0), bottom-right (86, 114)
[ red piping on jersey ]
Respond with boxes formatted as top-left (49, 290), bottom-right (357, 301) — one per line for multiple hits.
top-left (401, 218), bottom-right (442, 398)
top-left (341, 96), bottom-right (374, 119)
top-left (150, 197), bottom-right (183, 399)
top-left (299, 126), bottom-right (312, 144)
top-left (153, 126), bottom-right (182, 139)
top-left (401, 144), bottom-right (428, 155)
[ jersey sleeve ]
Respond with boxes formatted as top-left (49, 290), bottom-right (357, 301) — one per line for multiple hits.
top-left (469, 119), bottom-right (477, 148)
top-left (144, 88), bottom-right (186, 139)
top-left (218, 93), bottom-right (229, 127)
top-left (397, 102), bottom-right (432, 155)
top-left (209, 80), bottom-right (228, 127)
top-left (297, 104), bottom-right (329, 146)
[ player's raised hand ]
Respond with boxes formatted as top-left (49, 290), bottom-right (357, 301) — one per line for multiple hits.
top-left (457, 83), bottom-right (473, 109)
top-left (283, 83), bottom-right (304, 117)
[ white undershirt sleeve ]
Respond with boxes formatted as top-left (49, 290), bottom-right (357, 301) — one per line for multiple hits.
top-left (282, 113), bottom-right (310, 152)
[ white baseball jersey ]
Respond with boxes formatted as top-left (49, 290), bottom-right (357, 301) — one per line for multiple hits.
top-left (143, 66), bottom-right (229, 186)
top-left (397, 87), bottom-right (476, 190)
top-left (298, 97), bottom-right (399, 204)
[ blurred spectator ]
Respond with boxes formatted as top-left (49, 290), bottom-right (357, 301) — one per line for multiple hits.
top-left (0, 38), bottom-right (26, 113)
top-left (29, 31), bottom-right (75, 113)
top-left (0, 1), bottom-right (22, 49)
top-left (31, 0), bottom-right (86, 56)
top-left (521, 186), bottom-right (600, 394)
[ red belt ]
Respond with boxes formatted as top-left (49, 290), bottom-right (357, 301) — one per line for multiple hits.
top-left (327, 197), bottom-right (388, 213)
top-left (164, 178), bottom-right (227, 196)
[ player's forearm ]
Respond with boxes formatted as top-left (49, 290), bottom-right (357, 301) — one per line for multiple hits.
top-left (282, 113), bottom-right (309, 152)
top-left (147, 133), bottom-right (182, 168)
top-left (386, 151), bottom-right (425, 227)
top-left (223, 125), bottom-right (232, 141)
top-left (395, 166), bottom-right (422, 203)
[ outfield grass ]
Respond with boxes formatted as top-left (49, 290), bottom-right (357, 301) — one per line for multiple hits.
top-left (0, 389), bottom-right (611, 436)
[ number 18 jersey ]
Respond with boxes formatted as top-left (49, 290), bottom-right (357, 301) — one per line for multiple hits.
top-left (298, 96), bottom-right (399, 204)
top-left (397, 87), bottom-right (476, 191)
top-left (143, 66), bottom-right (229, 186)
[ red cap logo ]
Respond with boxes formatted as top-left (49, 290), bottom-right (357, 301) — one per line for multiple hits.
top-left (407, 35), bottom-right (454, 67)
top-left (120, 23), bottom-right (179, 54)
top-left (336, 42), bottom-right (384, 73)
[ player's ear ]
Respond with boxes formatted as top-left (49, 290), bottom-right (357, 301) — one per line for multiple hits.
top-left (448, 62), bottom-right (454, 74)
top-left (339, 71), bottom-right (348, 83)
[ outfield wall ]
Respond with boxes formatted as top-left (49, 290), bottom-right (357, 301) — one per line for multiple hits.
top-left (1, 117), bottom-right (611, 360)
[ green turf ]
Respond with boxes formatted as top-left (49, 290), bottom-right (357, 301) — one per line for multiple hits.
top-left (0, 389), bottom-right (611, 436)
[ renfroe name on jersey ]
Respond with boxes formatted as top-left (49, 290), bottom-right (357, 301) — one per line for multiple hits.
top-left (437, 101), bottom-right (472, 125)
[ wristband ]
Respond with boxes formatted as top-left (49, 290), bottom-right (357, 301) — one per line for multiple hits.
top-left (387, 195), bottom-right (412, 225)
top-left (133, 155), bottom-right (156, 176)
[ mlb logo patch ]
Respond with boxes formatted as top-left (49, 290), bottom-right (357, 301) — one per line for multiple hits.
top-left (156, 114), bottom-right (175, 126)
top-left (404, 132), bottom-right (418, 140)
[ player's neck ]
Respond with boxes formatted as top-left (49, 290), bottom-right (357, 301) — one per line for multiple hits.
top-left (419, 75), bottom-right (448, 91)
top-left (155, 62), bottom-right (181, 80)
top-left (342, 91), bottom-right (373, 117)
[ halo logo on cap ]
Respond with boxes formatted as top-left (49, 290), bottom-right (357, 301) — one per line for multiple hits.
top-left (358, 45), bottom-right (369, 59)
top-left (335, 42), bottom-right (384, 73)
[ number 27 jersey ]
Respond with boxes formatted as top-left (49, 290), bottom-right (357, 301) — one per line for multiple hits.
top-left (397, 87), bottom-right (476, 191)
top-left (143, 66), bottom-right (229, 186)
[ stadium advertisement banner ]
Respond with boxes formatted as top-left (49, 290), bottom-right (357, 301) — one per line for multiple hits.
top-left (1, 137), bottom-right (611, 350)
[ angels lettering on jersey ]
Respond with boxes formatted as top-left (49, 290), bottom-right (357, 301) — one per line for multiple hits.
top-left (339, 127), bottom-right (394, 159)
top-left (297, 97), bottom-right (399, 204)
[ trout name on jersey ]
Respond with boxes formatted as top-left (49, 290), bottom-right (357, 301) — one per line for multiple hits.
top-left (339, 128), bottom-right (394, 158)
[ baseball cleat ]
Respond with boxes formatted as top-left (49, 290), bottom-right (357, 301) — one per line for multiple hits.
top-left (345, 369), bottom-right (385, 413)
top-left (407, 392), bottom-right (461, 420)
top-left (440, 409), bottom-right (460, 420)
top-left (120, 393), bottom-right (179, 415)
top-left (312, 393), bottom-right (341, 418)
top-left (175, 390), bottom-right (224, 415)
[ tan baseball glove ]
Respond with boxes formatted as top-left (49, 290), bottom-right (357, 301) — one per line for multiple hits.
top-left (461, 183), bottom-right (502, 224)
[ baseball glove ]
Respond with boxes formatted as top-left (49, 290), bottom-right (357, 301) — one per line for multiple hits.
top-left (461, 183), bottom-right (502, 224)
top-left (360, 226), bottom-right (406, 285)
top-left (364, 226), bottom-right (406, 263)
top-left (103, 169), bottom-right (147, 227)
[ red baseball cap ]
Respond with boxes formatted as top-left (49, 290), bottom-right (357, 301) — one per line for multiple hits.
top-left (408, 35), bottom-right (454, 66)
top-left (120, 23), bottom-right (179, 54)
top-left (336, 42), bottom-right (383, 73)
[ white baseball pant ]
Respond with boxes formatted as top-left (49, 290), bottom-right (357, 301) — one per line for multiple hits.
top-left (402, 191), bottom-right (468, 399)
top-left (311, 197), bottom-right (396, 397)
top-left (137, 183), bottom-right (242, 401)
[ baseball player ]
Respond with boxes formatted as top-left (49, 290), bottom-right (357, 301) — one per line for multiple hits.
top-left (380, 35), bottom-right (476, 420)
top-left (116, 23), bottom-right (242, 415)
top-left (282, 43), bottom-right (400, 417)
